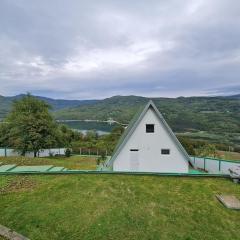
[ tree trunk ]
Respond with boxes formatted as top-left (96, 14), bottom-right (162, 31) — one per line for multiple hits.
top-left (34, 151), bottom-right (37, 157)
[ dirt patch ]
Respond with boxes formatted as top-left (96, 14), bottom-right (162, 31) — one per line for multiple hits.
top-left (0, 176), bottom-right (37, 194)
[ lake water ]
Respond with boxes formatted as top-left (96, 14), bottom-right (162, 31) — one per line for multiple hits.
top-left (61, 121), bottom-right (118, 135)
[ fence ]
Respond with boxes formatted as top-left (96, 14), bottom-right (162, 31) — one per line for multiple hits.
top-left (190, 156), bottom-right (240, 174)
top-left (0, 148), bottom-right (66, 158)
top-left (77, 148), bottom-right (109, 156)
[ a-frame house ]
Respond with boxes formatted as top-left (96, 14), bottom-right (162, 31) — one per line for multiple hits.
top-left (105, 100), bottom-right (191, 173)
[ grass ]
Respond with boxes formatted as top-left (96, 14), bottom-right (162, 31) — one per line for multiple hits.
top-left (0, 175), bottom-right (240, 240)
top-left (217, 151), bottom-right (240, 161)
top-left (0, 155), bottom-right (97, 170)
top-left (0, 156), bottom-right (240, 239)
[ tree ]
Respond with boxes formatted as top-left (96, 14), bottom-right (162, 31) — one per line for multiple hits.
top-left (195, 144), bottom-right (219, 158)
top-left (177, 136), bottom-right (195, 155)
top-left (3, 94), bottom-right (59, 157)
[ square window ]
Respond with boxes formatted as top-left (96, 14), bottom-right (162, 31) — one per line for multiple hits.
top-left (146, 124), bottom-right (154, 133)
top-left (161, 149), bottom-right (170, 155)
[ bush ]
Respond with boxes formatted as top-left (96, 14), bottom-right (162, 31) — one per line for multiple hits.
top-left (96, 152), bottom-right (106, 165)
top-left (65, 148), bottom-right (71, 157)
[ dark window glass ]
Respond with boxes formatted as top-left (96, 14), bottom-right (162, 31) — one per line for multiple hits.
top-left (130, 149), bottom-right (139, 151)
top-left (146, 124), bottom-right (154, 133)
top-left (161, 149), bottom-right (170, 155)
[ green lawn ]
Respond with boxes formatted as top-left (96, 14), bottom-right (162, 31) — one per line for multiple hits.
top-left (0, 156), bottom-right (240, 239)
top-left (0, 174), bottom-right (240, 240)
top-left (217, 151), bottom-right (240, 161)
top-left (0, 155), bottom-right (97, 170)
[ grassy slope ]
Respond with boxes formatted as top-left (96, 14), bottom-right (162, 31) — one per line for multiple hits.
top-left (0, 156), bottom-right (240, 239)
top-left (0, 175), bottom-right (240, 240)
top-left (217, 151), bottom-right (240, 160)
top-left (0, 155), bottom-right (97, 170)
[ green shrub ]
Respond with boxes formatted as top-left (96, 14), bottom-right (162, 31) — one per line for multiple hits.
top-left (65, 148), bottom-right (71, 157)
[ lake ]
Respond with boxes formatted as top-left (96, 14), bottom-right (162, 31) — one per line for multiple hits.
top-left (60, 121), bottom-right (119, 135)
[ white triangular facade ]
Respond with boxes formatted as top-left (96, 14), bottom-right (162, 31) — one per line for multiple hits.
top-left (108, 101), bottom-right (190, 173)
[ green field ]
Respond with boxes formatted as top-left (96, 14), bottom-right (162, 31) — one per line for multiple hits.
top-left (217, 151), bottom-right (240, 160)
top-left (0, 155), bottom-right (97, 170)
top-left (0, 156), bottom-right (240, 239)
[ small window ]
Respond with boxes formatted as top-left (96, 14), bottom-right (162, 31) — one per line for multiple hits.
top-left (161, 149), bottom-right (170, 155)
top-left (146, 124), bottom-right (154, 133)
top-left (130, 149), bottom-right (139, 151)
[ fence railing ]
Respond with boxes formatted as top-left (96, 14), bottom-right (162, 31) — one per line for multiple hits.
top-left (0, 147), bottom-right (108, 158)
top-left (77, 148), bottom-right (109, 156)
top-left (190, 156), bottom-right (240, 174)
top-left (0, 148), bottom-right (66, 158)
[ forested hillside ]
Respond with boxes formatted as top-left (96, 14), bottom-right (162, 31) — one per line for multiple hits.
top-left (54, 95), bottom-right (240, 132)
top-left (0, 94), bottom-right (239, 148)
top-left (0, 94), bottom-right (96, 118)
top-left (54, 95), bottom-right (240, 148)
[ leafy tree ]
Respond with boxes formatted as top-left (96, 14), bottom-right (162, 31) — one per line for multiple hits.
top-left (3, 94), bottom-right (59, 157)
top-left (65, 148), bottom-right (71, 157)
top-left (0, 123), bottom-right (10, 147)
top-left (177, 136), bottom-right (195, 155)
top-left (195, 144), bottom-right (219, 158)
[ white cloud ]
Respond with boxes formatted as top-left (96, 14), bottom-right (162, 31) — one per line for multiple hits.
top-left (0, 0), bottom-right (239, 98)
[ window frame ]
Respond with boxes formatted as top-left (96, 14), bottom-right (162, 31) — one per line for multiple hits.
top-left (161, 149), bottom-right (170, 155)
top-left (146, 124), bottom-right (155, 133)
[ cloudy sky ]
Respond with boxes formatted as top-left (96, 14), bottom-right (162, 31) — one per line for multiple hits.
top-left (0, 0), bottom-right (240, 99)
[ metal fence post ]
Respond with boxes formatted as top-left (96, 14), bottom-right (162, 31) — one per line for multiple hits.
top-left (4, 147), bottom-right (7, 157)
top-left (204, 158), bottom-right (206, 171)
top-left (219, 160), bottom-right (221, 172)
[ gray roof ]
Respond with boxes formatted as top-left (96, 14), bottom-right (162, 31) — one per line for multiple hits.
top-left (105, 100), bottom-right (191, 168)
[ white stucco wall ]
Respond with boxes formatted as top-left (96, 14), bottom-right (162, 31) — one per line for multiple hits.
top-left (113, 107), bottom-right (189, 173)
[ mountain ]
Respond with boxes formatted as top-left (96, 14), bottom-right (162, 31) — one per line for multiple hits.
top-left (0, 94), bottom-right (97, 119)
top-left (53, 95), bottom-right (240, 147)
top-left (0, 94), bottom-right (239, 137)
top-left (222, 94), bottom-right (240, 99)
top-left (54, 95), bottom-right (240, 131)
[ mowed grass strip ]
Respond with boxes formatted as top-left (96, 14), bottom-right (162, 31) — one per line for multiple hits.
top-left (217, 151), bottom-right (240, 161)
top-left (0, 175), bottom-right (240, 240)
top-left (0, 155), bottom-right (97, 170)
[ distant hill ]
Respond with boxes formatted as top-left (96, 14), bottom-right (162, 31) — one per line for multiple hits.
top-left (53, 95), bottom-right (240, 134)
top-left (0, 94), bottom-right (239, 143)
top-left (0, 94), bottom-right (97, 119)
top-left (222, 94), bottom-right (240, 99)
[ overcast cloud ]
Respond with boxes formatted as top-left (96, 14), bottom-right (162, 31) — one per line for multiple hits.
top-left (0, 0), bottom-right (240, 99)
